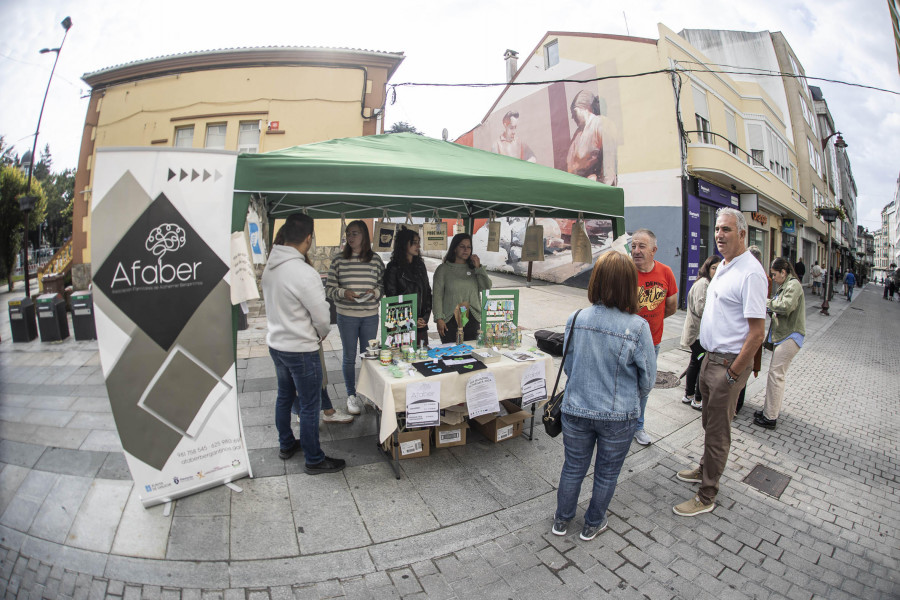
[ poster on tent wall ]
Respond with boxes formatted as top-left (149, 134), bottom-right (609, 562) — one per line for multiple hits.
top-left (90, 148), bottom-right (251, 508)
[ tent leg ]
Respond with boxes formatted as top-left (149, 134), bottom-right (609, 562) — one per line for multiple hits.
top-left (526, 261), bottom-right (533, 287)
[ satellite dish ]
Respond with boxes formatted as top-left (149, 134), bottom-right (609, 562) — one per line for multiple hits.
top-left (442, 128), bottom-right (449, 141)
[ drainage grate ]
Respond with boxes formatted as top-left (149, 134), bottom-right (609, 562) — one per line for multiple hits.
top-left (743, 463), bottom-right (791, 499)
top-left (654, 371), bottom-right (680, 389)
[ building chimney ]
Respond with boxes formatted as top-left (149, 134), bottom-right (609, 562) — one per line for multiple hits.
top-left (504, 49), bottom-right (519, 82)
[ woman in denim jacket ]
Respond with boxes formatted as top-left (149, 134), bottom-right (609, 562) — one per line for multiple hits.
top-left (552, 251), bottom-right (657, 541)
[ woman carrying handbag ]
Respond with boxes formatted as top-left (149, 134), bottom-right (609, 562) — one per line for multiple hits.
top-left (753, 257), bottom-right (806, 430)
top-left (551, 252), bottom-right (657, 541)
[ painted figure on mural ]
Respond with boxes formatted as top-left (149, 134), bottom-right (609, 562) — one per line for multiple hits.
top-left (492, 111), bottom-right (537, 162)
top-left (566, 90), bottom-right (618, 186)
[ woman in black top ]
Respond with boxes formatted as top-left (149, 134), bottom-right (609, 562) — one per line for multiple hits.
top-left (384, 227), bottom-right (433, 347)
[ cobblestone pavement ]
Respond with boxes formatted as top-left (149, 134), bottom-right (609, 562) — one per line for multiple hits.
top-left (1, 282), bottom-right (897, 599)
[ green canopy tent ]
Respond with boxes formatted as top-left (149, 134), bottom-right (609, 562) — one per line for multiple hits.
top-left (230, 132), bottom-right (625, 235)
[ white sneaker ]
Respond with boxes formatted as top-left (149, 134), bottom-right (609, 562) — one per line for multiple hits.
top-left (346, 395), bottom-right (363, 415)
top-left (634, 429), bottom-right (653, 445)
top-left (322, 409), bottom-right (354, 423)
top-left (690, 397), bottom-right (703, 410)
top-left (682, 395), bottom-right (693, 404)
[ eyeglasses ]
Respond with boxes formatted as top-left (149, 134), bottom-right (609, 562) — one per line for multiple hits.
top-left (346, 230), bottom-right (363, 237)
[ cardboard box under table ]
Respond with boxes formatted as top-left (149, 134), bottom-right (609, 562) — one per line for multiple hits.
top-left (356, 353), bottom-right (552, 475)
top-left (470, 399), bottom-right (530, 443)
top-left (434, 422), bottom-right (469, 448)
top-left (382, 428), bottom-right (430, 460)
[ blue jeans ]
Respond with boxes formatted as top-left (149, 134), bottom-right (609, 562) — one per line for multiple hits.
top-left (636, 344), bottom-right (660, 431)
top-left (293, 386), bottom-right (333, 415)
top-left (556, 414), bottom-right (638, 527)
top-left (336, 314), bottom-right (379, 397)
top-left (269, 348), bottom-right (324, 464)
top-left (847, 285), bottom-right (854, 300)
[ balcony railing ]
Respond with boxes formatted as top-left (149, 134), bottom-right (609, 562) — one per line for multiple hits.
top-left (684, 130), bottom-right (766, 169)
top-left (684, 130), bottom-right (804, 205)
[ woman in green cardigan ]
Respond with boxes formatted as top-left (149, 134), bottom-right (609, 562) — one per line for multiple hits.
top-left (433, 233), bottom-right (492, 343)
top-left (754, 256), bottom-right (806, 430)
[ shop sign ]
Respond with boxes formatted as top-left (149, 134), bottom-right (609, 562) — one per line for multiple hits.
top-left (696, 179), bottom-right (740, 208)
top-left (782, 219), bottom-right (796, 234)
top-left (751, 212), bottom-right (768, 226)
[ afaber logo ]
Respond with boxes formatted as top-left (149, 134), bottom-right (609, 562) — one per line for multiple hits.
top-left (110, 224), bottom-right (202, 289)
top-left (92, 192), bottom-right (228, 350)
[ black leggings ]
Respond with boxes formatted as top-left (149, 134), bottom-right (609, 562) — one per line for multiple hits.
top-left (685, 339), bottom-right (705, 400)
top-left (439, 316), bottom-right (479, 344)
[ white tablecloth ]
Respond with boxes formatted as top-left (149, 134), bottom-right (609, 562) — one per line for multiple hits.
top-left (356, 353), bottom-right (554, 443)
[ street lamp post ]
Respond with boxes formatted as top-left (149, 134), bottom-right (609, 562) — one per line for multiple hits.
top-left (20, 15), bottom-right (72, 298)
top-left (819, 207), bottom-right (841, 316)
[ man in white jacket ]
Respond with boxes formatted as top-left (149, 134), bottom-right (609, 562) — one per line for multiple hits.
top-left (262, 214), bottom-right (345, 474)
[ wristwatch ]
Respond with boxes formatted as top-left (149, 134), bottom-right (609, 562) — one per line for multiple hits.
top-left (725, 368), bottom-right (737, 386)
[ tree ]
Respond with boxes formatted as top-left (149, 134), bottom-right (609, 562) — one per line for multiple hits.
top-left (387, 121), bottom-right (424, 135)
top-left (0, 164), bottom-right (47, 291)
top-left (42, 168), bottom-right (75, 247)
top-left (0, 136), bottom-right (16, 166)
top-left (33, 144), bottom-right (52, 182)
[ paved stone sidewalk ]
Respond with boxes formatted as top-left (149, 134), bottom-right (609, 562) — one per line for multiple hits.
top-left (1, 281), bottom-right (897, 599)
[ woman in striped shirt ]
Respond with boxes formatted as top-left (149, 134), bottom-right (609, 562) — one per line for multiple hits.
top-left (326, 220), bottom-right (385, 415)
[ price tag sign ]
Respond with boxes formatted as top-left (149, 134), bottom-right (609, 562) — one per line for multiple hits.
top-left (465, 373), bottom-right (500, 419)
top-left (521, 361), bottom-right (547, 407)
top-left (405, 380), bottom-right (440, 427)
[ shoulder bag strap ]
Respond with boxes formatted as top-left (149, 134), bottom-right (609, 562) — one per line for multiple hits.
top-left (549, 309), bottom-right (582, 398)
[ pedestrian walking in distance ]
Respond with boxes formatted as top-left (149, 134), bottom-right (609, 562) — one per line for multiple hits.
top-left (553, 251), bottom-right (656, 541)
top-left (674, 208), bottom-right (767, 517)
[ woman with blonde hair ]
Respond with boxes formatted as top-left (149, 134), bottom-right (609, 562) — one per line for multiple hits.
top-left (553, 251), bottom-right (656, 541)
top-left (680, 255), bottom-right (721, 410)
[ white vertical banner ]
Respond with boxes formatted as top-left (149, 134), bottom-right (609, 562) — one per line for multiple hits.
top-left (91, 148), bottom-right (251, 507)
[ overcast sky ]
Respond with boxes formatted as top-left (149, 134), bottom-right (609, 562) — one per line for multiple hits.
top-left (1, 0), bottom-right (897, 230)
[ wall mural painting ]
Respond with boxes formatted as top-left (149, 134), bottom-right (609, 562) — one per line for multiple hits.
top-left (462, 66), bottom-right (622, 284)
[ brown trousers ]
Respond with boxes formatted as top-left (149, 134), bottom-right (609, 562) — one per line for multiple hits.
top-left (697, 359), bottom-right (752, 504)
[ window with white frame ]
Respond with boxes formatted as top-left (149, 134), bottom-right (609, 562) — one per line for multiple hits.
top-left (205, 123), bottom-right (226, 149)
top-left (725, 110), bottom-right (738, 155)
top-left (746, 121), bottom-right (791, 185)
top-left (747, 123), bottom-right (764, 167)
top-left (544, 40), bottom-right (559, 69)
top-left (174, 126), bottom-right (194, 148)
top-left (238, 121), bottom-right (260, 153)
top-left (692, 86), bottom-right (711, 144)
top-left (807, 138), bottom-right (817, 170)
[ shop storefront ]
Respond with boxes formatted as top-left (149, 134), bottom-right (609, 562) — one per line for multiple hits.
top-left (781, 218), bottom-right (798, 265)
top-left (686, 178), bottom-right (740, 295)
top-left (747, 212), bottom-right (770, 269)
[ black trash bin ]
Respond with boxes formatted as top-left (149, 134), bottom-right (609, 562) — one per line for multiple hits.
top-left (36, 293), bottom-right (69, 342)
top-left (8, 297), bottom-right (38, 343)
top-left (71, 290), bottom-right (97, 341)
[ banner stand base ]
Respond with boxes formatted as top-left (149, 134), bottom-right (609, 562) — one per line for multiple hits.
top-left (139, 469), bottom-right (251, 508)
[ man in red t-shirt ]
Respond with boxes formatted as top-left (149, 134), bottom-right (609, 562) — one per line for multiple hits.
top-left (631, 229), bottom-right (678, 446)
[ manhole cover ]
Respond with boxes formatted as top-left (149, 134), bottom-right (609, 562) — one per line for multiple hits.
top-left (654, 371), bottom-right (680, 389)
top-left (743, 464), bottom-right (791, 499)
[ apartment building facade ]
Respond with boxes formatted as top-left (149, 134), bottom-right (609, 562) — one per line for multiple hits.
top-left (71, 46), bottom-right (404, 288)
top-left (456, 25), bottom-right (800, 298)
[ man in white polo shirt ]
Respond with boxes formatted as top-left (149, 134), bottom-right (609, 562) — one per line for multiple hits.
top-left (673, 207), bottom-right (767, 516)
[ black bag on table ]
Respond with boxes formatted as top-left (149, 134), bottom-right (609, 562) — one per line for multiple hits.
top-left (542, 310), bottom-right (581, 438)
top-left (535, 330), bottom-right (565, 356)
